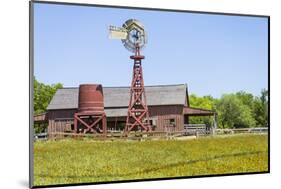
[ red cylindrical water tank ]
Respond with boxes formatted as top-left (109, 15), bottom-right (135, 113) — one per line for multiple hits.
top-left (78, 84), bottom-right (104, 113)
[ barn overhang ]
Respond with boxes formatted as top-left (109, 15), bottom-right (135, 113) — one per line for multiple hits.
top-left (183, 107), bottom-right (215, 116)
top-left (34, 112), bottom-right (48, 123)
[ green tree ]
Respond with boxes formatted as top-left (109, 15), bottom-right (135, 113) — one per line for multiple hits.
top-left (216, 94), bottom-right (256, 128)
top-left (189, 94), bottom-right (216, 126)
top-left (261, 89), bottom-right (268, 125)
top-left (253, 89), bottom-right (268, 127)
top-left (188, 90), bottom-right (268, 128)
top-left (236, 91), bottom-right (254, 109)
top-left (34, 77), bottom-right (63, 114)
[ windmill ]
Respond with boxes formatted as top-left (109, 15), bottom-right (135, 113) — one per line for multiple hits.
top-left (109, 19), bottom-right (151, 136)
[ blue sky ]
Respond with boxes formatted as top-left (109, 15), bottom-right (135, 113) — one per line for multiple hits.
top-left (34, 3), bottom-right (268, 98)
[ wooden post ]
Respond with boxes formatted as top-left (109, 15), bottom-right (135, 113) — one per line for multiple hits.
top-left (103, 115), bottom-right (107, 138)
top-left (212, 113), bottom-right (217, 135)
top-left (196, 131), bottom-right (199, 138)
top-left (74, 116), bottom-right (78, 133)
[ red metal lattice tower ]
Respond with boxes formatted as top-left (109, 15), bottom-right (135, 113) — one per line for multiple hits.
top-left (124, 44), bottom-right (151, 135)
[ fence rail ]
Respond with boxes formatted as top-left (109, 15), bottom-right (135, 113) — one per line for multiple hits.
top-left (35, 127), bottom-right (268, 141)
top-left (184, 124), bottom-right (210, 135)
top-left (47, 130), bottom-right (193, 140)
top-left (216, 127), bottom-right (268, 134)
top-left (34, 132), bottom-right (48, 141)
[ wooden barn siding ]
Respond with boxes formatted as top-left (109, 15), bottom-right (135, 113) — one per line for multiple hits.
top-left (148, 105), bottom-right (184, 132)
top-left (47, 109), bottom-right (76, 135)
top-left (152, 114), bottom-right (184, 132)
top-left (148, 105), bottom-right (183, 116)
top-left (47, 105), bottom-right (185, 134)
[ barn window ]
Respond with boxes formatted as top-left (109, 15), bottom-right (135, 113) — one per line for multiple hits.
top-left (169, 118), bottom-right (175, 126)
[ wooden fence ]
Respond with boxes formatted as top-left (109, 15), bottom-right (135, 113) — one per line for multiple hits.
top-left (46, 130), bottom-right (191, 140)
top-left (216, 127), bottom-right (268, 134)
top-left (184, 124), bottom-right (210, 136)
top-left (34, 132), bottom-right (48, 141)
top-left (34, 127), bottom-right (268, 141)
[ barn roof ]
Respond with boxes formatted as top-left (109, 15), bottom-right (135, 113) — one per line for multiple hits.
top-left (47, 84), bottom-right (188, 110)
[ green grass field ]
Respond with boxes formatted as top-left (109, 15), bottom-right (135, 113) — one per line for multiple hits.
top-left (33, 134), bottom-right (268, 186)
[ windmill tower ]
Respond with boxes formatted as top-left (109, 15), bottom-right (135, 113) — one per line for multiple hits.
top-left (109, 19), bottom-right (151, 136)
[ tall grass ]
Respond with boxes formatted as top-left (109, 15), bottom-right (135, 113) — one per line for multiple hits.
top-left (33, 134), bottom-right (268, 186)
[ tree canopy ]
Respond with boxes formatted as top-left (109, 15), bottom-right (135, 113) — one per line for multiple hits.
top-left (189, 94), bottom-right (216, 125)
top-left (34, 77), bottom-right (63, 114)
top-left (189, 89), bottom-right (268, 128)
top-left (216, 94), bottom-right (256, 128)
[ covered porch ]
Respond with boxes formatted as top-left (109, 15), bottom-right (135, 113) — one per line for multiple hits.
top-left (183, 107), bottom-right (218, 134)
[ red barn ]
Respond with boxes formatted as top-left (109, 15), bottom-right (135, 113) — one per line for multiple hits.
top-left (40, 84), bottom-right (216, 135)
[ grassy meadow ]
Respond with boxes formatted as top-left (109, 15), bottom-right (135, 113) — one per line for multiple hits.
top-left (33, 134), bottom-right (268, 186)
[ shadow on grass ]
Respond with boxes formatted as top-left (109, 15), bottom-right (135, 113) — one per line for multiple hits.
top-left (35, 150), bottom-right (267, 180)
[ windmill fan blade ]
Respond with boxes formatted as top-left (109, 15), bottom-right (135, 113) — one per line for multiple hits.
top-left (109, 26), bottom-right (128, 39)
